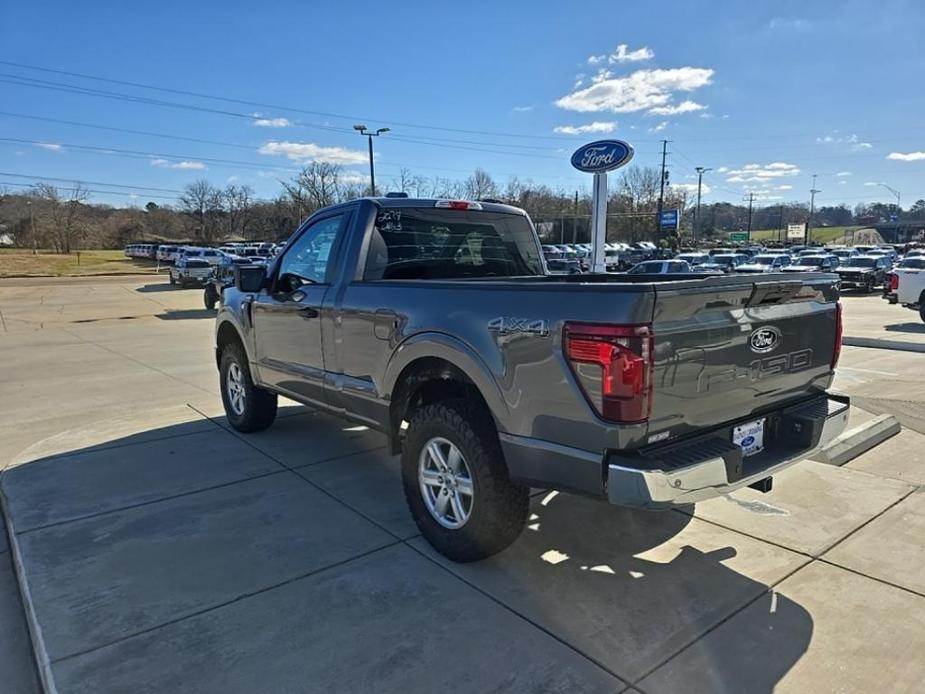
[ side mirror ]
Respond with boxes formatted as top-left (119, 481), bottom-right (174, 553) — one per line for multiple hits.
top-left (234, 265), bottom-right (266, 293)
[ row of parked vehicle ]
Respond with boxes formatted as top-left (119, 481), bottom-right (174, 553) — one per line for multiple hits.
top-left (541, 241), bottom-right (925, 293)
top-left (124, 241), bottom-right (284, 264)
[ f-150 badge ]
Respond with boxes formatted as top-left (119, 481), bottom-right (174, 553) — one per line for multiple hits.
top-left (488, 317), bottom-right (549, 337)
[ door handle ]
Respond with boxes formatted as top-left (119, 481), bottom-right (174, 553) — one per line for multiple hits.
top-left (299, 306), bottom-right (319, 319)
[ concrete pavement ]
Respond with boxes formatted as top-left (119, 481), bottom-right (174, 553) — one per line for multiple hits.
top-left (1, 276), bottom-right (923, 694)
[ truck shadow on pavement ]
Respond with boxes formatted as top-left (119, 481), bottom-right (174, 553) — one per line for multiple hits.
top-left (884, 322), bottom-right (925, 334)
top-left (0, 407), bottom-right (813, 692)
top-left (134, 282), bottom-right (177, 293)
top-left (154, 309), bottom-right (216, 320)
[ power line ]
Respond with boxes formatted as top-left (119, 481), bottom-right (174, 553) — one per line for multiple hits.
top-left (0, 171), bottom-right (183, 193)
top-left (0, 180), bottom-right (178, 200)
top-left (0, 59), bottom-right (578, 142)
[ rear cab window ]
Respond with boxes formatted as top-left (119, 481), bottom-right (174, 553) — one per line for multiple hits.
top-left (364, 207), bottom-right (544, 280)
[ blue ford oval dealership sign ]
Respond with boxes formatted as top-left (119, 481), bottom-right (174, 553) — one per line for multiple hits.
top-left (570, 140), bottom-right (634, 173)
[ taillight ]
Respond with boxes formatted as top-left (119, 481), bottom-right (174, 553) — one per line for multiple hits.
top-left (564, 323), bottom-right (654, 423)
top-left (434, 200), bottom-right (483, 210)
top-left (831, 302), bottom-right (843, 370)
top-left (889, 273), bottom-right (899, 291)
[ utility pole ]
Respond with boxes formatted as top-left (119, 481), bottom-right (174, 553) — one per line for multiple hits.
top-left (777, 204), bottom-right (785, 245)
top-left (807, 174), bottom-right (820, 245)
top-left (655, 139), bottom-right (670, 242)
top-left (353, 125), bottom-right (390, 196)
top-left (694, 166), bottom-right (711, 243)
top-left (573, 190), bottom-right (579, 243)
top-left (744, 192), bottom-right (755, 241)
top-left (26, 200), bottom-right (37, 255)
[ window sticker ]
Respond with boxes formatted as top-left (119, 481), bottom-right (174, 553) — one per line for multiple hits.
top-left (376, 211), bottom-right (403, 232)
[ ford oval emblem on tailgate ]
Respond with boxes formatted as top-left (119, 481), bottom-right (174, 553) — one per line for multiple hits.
top-left (749, 326), bottom-right (781, 353)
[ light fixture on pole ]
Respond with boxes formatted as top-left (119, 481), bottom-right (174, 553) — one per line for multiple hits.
top-left (353, 125), bottom-right (390, 196)
top-left (694, 167), bottom-right (711, 242)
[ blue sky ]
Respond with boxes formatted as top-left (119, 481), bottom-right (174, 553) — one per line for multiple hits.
top-left (3, 0), bottom-right (925, 210)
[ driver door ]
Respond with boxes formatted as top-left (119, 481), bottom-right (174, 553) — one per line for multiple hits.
top-left (252, 212), bottom-right (348, 407)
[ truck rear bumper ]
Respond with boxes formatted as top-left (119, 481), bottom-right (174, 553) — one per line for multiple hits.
top-left (606, 394), bottom-right (849, 509)
top-left (500, 393), bottom-right (849, 509)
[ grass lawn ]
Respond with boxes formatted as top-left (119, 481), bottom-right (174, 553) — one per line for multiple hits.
top-left (742, 226), bottom-right (863, 245)
top-left (0, 249), bottom-right (161, 277)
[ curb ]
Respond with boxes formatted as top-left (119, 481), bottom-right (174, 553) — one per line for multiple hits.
top-left (813, 414), bottom-right (902, 467)
top-left (0, 481), bottom-right (56, 694)
top-left (842, 336), bottom-right (925, 354)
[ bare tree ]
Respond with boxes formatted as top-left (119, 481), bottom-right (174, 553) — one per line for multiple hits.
top-left (179, 180), bottom-right (223, 242)
top-left (617, 166), bottom-right (661, 212)
top-left (464, 168), bottom-right (498, 200)
top-left (223, 184), bottom-right (255, 239)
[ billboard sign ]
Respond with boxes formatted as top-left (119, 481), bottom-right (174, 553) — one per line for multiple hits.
top-left (787, 223), bottom-right (806, 239)
top-left (659, 209), bottom-right (680, 230)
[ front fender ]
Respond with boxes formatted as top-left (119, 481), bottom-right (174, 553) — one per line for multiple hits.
top-left (382, 331), bottom-right (510, 428)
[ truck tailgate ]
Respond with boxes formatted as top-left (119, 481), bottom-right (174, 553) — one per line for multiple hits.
top-left (648, 274), bottom-right (840, 439)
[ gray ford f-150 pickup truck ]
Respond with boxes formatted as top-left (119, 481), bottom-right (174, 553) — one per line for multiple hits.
top-left (214, 197), bottom-right (848, 561)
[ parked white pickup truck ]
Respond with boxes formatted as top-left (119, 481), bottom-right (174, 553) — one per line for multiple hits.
top-left (884, 257), bottom-right (925, 321)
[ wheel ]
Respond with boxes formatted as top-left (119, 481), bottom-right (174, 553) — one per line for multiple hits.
top-left (865, 276), bottom-right (874, 293)
top-left (401, 399), bottom-right (529, 562)
top-left (169, 273), bottom-right (176, 286)
top-left (219, 343), bottom-right (277, 432)
top-left (204, 285), bottom-right (217, 310)
top-left (919, 304), bottom-right (925, 324)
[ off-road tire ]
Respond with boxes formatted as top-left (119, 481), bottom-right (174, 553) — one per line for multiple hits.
top-left (219, 343), bottom-right (277, 432)
top-left (402, 399), bottom-right (528, 562)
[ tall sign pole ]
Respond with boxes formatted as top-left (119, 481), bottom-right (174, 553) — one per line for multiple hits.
top-left (570, 140), bottom-right (634, 274)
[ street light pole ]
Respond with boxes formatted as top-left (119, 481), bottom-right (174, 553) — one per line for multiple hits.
top-left (353, 125), bottom-right (390, 196)
top-left (877, 183), bottom-right (901, 219)
top-left (26, 200), bottom-right (37, 255)
top-left (694, 166), bottom-right (711, 243)
top-left (807, 174), bottom-right (820, 245)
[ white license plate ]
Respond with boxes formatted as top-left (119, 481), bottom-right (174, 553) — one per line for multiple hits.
top-left (733, 418), bottom-right (766, 457)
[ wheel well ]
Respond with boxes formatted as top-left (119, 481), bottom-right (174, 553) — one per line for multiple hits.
top-left (215, 321), bottom-right (244, 368)
top-left (388, 357), bottom-right (493, 455)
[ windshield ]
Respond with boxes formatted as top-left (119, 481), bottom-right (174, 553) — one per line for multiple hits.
top-left (900, 258), bottom-right (925, 269)
top-left (712, 255), bottom-right (736, 266)
top-left (364, 208), bottom-right (544, 280)
top-left (843, 258), bottom-right (876, 267)
top-left (832, 250), bottom-right (853, 257)
top-left (798, 257), bottom-right (827, 267)
top-left (749, 256), bottom-right (776, 265)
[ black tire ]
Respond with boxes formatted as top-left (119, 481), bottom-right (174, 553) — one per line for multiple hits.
top-left (219, 343), bottom-right (277, 432)
top-left (169, 273), bottom-right (176, 286)
top-left (919, 304), bottom-right (925, 324)
top-left (865, 276), bottom-right (874, 293)
top-left (401, 399), bottom-right (528, 562)
top-left (204, 285), bottom-right (218, 311)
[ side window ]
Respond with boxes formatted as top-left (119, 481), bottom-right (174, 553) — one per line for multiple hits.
top-left (278, 214), bottom-right (344, 284)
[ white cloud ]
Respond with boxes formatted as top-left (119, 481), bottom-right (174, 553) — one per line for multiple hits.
top-left (838, 180), bottom-right (847, 185)
top-left (36, 143), bottom-right (62, 152)
top-left (887, 151), bottom-right (925, 161)
top-left (339, 172), bottom-right (368, 185)
top-left (258, 141), bottom-right (367, 165)
top-left (671, 182), bottom-right (711, 195)
top-left (253, 117), bottom-right (292, 128)
top-left (863, 181), bottom-right (879, 186)
top-left (608, 44), bottom-right (654, 63)
top-left (725, 162), bottom-right (800, 182)
top-left (553, 121), bottom-right (617, 135)
top-left (777, 185), bottom-right (793, 190)
top-left (817, 132), bottom-right (872, 151)
top-left (587, 54), bottom-right (606, 65)
top-left (699, 112), bottom-right (713, 119)
top-left (767, 17), bottom-right (812, 32)
top-left (150, 158), bottom-right (207, 170)
top-left (648, 100), bottom-right (706, 115)
top-left (648, 121), bottom-right (669, 133)
top-left (556, 67), bottom-right (714, 115)
top-left (716, 166), bottom-right (729, 173)
top-left (512, 105), bottom-right (534, 112)
top-left (836, 171), bottom-right (852, 177)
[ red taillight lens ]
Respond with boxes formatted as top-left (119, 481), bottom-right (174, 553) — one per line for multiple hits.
top-left (889, 273), bottom-right (899, 291)
top-left (564, 323), bottom-right (653, 423)
top-left (831, 302), bottom-right (843, 370)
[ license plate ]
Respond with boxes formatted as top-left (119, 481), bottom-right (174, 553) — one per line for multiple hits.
top-left (733, 418), bottom-right (766, 457)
